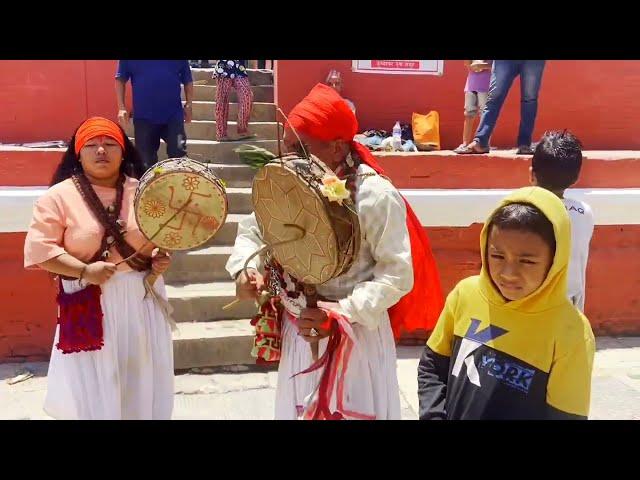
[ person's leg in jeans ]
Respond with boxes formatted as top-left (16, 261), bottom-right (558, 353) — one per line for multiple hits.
top-left (133, 119), bottom-right (162, 169)
top-left (474, 60), bottom-right (521, 148)
top-left (517, 60), bottom-right (546, 149)
top-left (215, 77), bottom-right (233, 140)
top-left (235, 77), bottom-right (254, 136)
top-left (162, 117), bottom-right (188, 159)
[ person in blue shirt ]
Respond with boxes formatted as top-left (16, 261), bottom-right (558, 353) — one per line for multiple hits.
top-left (115, 60), bottom-right (194, 168)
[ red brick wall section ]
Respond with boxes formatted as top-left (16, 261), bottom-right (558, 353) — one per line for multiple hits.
top-left (376, 152), bottom-right (640, 189)
top-left (0, 60), bottom-right (121, 144)
top-left (3, 59), bottom-right (639, 149)
top-left (4, 223), bottom-right (637, 362)
top-left (427, 225), bottom-right (640, 336)
top-left (275, 60), bottom-right (640, 150)
top-left (0, 150), bottom-right (62, 186)
top-left (0, 233), bottom-right (57, 361)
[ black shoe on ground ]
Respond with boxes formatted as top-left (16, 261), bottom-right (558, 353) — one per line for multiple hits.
top-left (516, 145), bottom-right (534, 155)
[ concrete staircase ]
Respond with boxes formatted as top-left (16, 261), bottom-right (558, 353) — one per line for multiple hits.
top-left (134, 68), bottom-right (279, 370)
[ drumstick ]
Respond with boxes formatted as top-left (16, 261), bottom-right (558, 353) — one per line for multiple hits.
top-left (224, 226), bottom-right (306, 310)
top-left (223, 298), bottom-right (241, 311)
top-left (115, 197), bottom-right (193, 267)
top-left (222, 262), bottom-right (268, 310)
top-left (118, 197), bottom-right (193, 296)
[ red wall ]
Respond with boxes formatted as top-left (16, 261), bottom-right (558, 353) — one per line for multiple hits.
top-left (4, 59), bottom-right (639, 150)
top-left (0, 60), bottom-right (121, 143)
top-left (3, 222), bottom-right (637, 361)
top-left (275, 60), bottom-right (640, 150)
top-left (429, 224), bottom-right (640, 336)
top-left (2, 148), bottom-right (639, 361)
top-left (1, 60), bottom-right (640, 360)
top-left (0, 233), bottom-right (58, 361)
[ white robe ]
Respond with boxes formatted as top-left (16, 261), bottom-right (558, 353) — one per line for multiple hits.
top-left (226, 164), bottom-right (413, 419)
top-left (44, 271), bottom-right (174, 420)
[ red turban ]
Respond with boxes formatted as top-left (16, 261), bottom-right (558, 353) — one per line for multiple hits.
top-left (286, 84), bottom-right (445, 338)
top-left (287, 83), bottom-right (358, 142)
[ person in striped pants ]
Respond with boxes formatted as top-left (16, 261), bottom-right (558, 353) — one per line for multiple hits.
top-left (214, 60), bottom-right (255, 142)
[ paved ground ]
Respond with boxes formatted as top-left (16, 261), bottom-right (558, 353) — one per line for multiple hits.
top-left (2, 337), bottom-right (639, 420)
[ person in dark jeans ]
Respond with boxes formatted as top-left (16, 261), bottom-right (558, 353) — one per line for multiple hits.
top-left (115, 60), bottom-right (194, 169)
top-left (457, 60), bottom-right (546, 155)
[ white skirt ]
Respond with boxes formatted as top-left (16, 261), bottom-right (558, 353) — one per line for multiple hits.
top-left (44, 271), bottom-right (174, 420)
top-left (274, 311), bottom-right (401, 420)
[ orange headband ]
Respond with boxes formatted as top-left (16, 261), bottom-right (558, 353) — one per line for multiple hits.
top-left (74, 117), bottom-right (126, 155)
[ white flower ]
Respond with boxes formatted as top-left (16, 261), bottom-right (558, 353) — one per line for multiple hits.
top-left (230, 73), bottom-right (235, 79)
top-left (227, 60), bottom-right (234, 66)
top-left (319, 175), bottom-right (350, 205)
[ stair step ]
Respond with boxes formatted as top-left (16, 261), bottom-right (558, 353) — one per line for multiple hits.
top-left (187, 120), bottom-right (281, 142)
top-left (190, 85), bottom-right (274, 103)
top-left (126, 120), bottom-right (281, 143)
top-left (226, 187), bottom-right (252, 214)
top-left (208, 164), bottom-right (256, 188)
top-left (192, 101), bottom-right (276, 122)
top-left (172, 320), bottom-right (255, 369)
top-left (156, 138), bottom-right (280, 164)
top-left (164, 246), bottom-right (234, 283)
top-left (166, 281), bottom-right (258, 322)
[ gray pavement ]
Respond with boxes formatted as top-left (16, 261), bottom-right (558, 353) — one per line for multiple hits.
top-left (2, 337), bottom-right (639, 420)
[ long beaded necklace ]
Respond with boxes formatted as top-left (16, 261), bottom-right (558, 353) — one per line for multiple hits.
top-left (71, 173), bottom-right (150, 271)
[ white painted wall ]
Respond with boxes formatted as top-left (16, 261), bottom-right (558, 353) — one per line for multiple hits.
top-left (1, 187), bottom-right (639, 233)
top-left (403, 188), bottom-right (640, 227)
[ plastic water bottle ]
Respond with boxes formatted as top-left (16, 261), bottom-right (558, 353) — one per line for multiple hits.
top-left (392, 121), bottom-right (402, 150)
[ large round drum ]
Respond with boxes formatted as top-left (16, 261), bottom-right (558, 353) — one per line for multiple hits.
top-left (252, 155), bottom-right (360, 284)
top-left (135, 158), bottom-right (228, 250)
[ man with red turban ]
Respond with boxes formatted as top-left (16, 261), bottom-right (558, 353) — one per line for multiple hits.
top-left (227, 83), bottom-right (444, 420)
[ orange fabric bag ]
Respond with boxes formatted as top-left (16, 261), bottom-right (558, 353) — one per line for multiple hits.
top-left (412, 111), bottom-right (440, 151)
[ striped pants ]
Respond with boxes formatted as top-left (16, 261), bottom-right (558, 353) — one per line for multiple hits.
top-left (215, 76), bottom-right (253, 140)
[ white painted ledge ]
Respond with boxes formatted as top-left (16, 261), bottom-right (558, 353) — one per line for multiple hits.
top-left (403, 188), bottom-right (640, 227)
top-left (1, 187), bottom-right (639, 233)
top-left (0, 187), bottom-right (47, 233)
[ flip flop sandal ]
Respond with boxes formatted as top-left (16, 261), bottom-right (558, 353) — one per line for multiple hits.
top-left (453, 143), bottom-right (468, 154)
top-left (455, 142), bottom-right (490, 154)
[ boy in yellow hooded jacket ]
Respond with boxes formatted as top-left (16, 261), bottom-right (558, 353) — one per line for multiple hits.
top-left (418, 186), bottom-right (595, 420)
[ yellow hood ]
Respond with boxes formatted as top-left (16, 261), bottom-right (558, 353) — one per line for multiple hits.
top-left (479, 186), bottom-right (572, 313)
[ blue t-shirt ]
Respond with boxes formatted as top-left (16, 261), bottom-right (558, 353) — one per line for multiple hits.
top-left (116, 60), bottom-right (193, 124)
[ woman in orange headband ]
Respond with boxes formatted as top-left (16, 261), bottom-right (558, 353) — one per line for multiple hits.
top-left (24, 117), bottom-right (174, 420)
